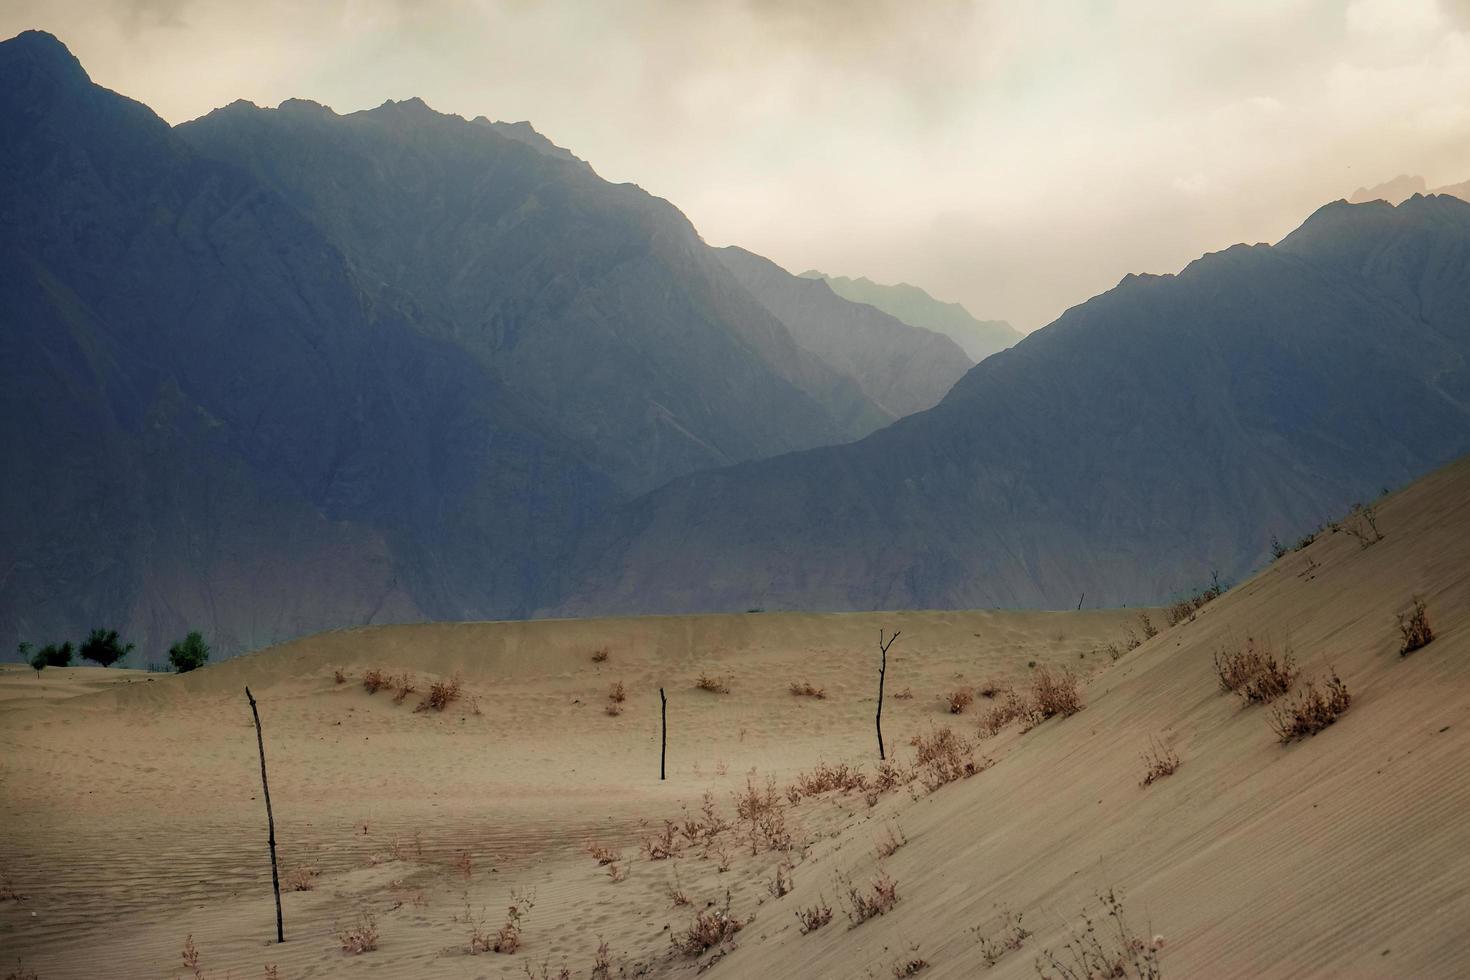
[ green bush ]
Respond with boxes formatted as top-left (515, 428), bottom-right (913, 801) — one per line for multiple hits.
top-left (39, 641), bottom-right (74, 667)
top-left (168, 631), bottom-right (210, 673)
top-left (80, 629), bottom-right (132, 668)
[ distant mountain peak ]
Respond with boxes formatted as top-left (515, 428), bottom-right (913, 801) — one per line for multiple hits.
top-left (277, 97), bottom-right (334, 115)
top-left (0, 29), bottom-right (92, 88)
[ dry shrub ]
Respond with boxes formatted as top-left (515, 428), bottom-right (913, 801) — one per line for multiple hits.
top-left (980, 690), bottom-right (1029, 737)
top-left (591, 648), bottom-right (609, 663)
top-left (796, 898), bottom-right (833, 934)
top-left (843, 872), bottom-right (900, 924)
top-left (672, 893), bottom-right (743, 956)
top-left (333, 668), bottom-right (347, 685)
top-left (1029, 666), bottom-right (1083, 722)
top-left (338, 912), bottom-right (380, 954)
top-left (0, 874), bottom-right (27, 903)
top-left (947, 687), bottom-right (975, 714)
top-left (642, 820), bottom-right (684, 861)
top-left (874, 823), bottom-right (907, 858)
top-left (362, 669), bottom-right (388, 694)
top-left (733, 776), bottom-right (791, 854)
top-left (181, 935), bottom-right (203, 979)
top-left (606, 863), bottom-right (627, 883)
top-left (264, 965), bottom-right (278, 980)
top-left (694, 671), bottom-right (731, 694)
top-left (604, 700), bottom-right (623, 717)
top-left (491, 890), bottom-right (536, 954)
top-left (1139, 739), bottom-right (1181, 787)
top-left (767, 863), bottom-right (794, 898)
top-left (974, 906), bottom-right (1032, 967)
top-left (1034, 889), bottom-right (1161, 980)
top-left (872, 758), bottom-right (913, 793)
top-left (608, 681), bottom-right (627, 702)
top-left (788, 681), bottom-right (826, 699)
top-left (1164, 576), bottom-right (1224, 626)
top-left (1268, 670), bottom-right (1351, 743)
top-left (583, 839), bottom-right (622, 866)
top-left (791, 760), bottom-right (868, 799)
top-left (911, 725), bottom-right (984, 790)
top-left (977, 679), bottom-right (1007, 699)
top-left (592, 941), bottom-right (612, 979)
top-left (451, 849), bottom-right (473, 879)
top-left (390, 673), bottom-right (417, 705)
top-left (5, 962), bottom-right (39, 980)
top-left (892, 687), bottom-right (914, 700)
top-left (284, 864), bottom-right (320, 891)
top-left (416, 676), bottom-right (462, 712)
top-left (1397, 597), bottom-right (1433, 656)
top-left (1344, 501), bottom-right (1384, 548)
top-left (667, 869), bottom-right (691, 907)
top-left (892, 955), bottom-right (929, 977)
top-left (1137, 612), bottom-right (1158, 639)
top-left (1213, 637), bottom-right (1296, 703)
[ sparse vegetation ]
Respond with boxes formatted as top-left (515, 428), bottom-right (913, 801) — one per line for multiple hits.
top-left (973, 906), bottom-right (1032, 967)
top-left (1028, 666), bottom-right (1083, 722)
top-left (796, 897), bottom-right (834, 934)
top-left (1034, 889), bottom-right (1162, 979)
top-left (337, 912), bottom-right (380, 954)
top-left (1270, 534), bottom-right (1288, 560)
top-left (977, 679), bottom-right (1006, 699)
top-left (842, 871), bottom-right (900, 924)
top-left (36, 641), bottom-right (73, 668)
top-left (1164, 574), bottom-right (1223, 626)
top-left (789, 681), bottom-right (826, 699)
top-left (1139, 738), bottom-right (1181, 787)
top-left (1344, 501), bottom-right (1384, 548)
top-left (390, 673), bottom-right (417, 705)
top-left (874, 823), bottom-right (908, 858)
top-left (892, 954), bottom-right (929, 976)
top-left (362, 668), bottom-right (388, 693)
top-left (1213, 637), bottom-right (1296, 703)
top-left (80, 628), bottom-right (132, 668)
top-left (283, 864), bottom-right (320, 891)
top-left (1137, 612), bottom-right (1158, 639)
top-left (947, 687), bottom-right (975, 714)
top-left (416, 676), bottom-right (462, 712)
top-left (490, 889), bottom-right (536, 954)
top-left (5, 960), bottom-right (39, 980)
top-left (694, 671), bottom-right (731, 694)
top-left (591, 648), bottom-right (609, 663)
top-left (672, 893), bottom-right (743, 956)
top-left (1268, 670), bottom-right (1352, 743)
top-left (451, 849), bottom-right (474, 878)
top-left (767, 863), bottom-right (794, 897)
top-left (1397, 597), bottom-right (1433, 656)
top-left (608, 680), bottom-right (626, 702)
top-left (181, 934), bottom-right (204, 978)
top-left (333, 668), bottom-right (347, 684)
top-left (910, 725), bottom-right (984, 790)
top-left (167, 631), bottom-right (210, 673)
top-left (583, 839), bottom-right (622, 866)
top-left (980, 690), bottom-right (1029, 737)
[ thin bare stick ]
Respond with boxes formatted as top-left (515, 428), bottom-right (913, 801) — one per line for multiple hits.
top-left (877, 630), bottom-right (900, 760)
top-left (245, 686), bottom-right (284, 943)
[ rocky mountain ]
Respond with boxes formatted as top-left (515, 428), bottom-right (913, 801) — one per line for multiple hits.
top-left (554, 194), bottom-right (1470, 615)
top-left (799, 270), bottom-right (1021, 362)
top-left (0, 30), bottom-right (904, 658)
top-left (1349, 174), bottom-right (1470, 205)
top-left (716, 247), bottom-right (972, 417)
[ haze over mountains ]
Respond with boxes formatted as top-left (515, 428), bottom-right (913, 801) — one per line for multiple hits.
top-left (799, 270), bottom-right (1022, 363)
top-left (1350, 173), bottom-right (1470, 206)
top-left (6, 29), bottom-right (1470, 659)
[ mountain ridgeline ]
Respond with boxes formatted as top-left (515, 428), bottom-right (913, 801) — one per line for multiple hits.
top-left (554, 194), bottom-right (1470, 615)
top-left (6, 29), bottom-right (1470, 657)
top-left (0, 30), bottom-right (955, 657)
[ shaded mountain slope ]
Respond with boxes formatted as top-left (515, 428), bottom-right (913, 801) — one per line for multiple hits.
top-left (800, 269), bottom-right (1021, 361)
top-left (717, 246), bottom-right (973, 417)
top-left (176, 97), bottom-right (888, 494)
top-left (555, 195), bottom-right (1470, 615)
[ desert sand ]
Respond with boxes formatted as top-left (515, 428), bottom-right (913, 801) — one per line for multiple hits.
top-left (1, 456), bottom-right (1467, 979)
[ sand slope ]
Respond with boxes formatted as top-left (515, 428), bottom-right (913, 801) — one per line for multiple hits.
top-left (1, 456), bottom-right (1467, 979)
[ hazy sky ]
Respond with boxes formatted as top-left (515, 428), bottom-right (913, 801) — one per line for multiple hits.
top-left (6, 0), bottom-right (1470, 329)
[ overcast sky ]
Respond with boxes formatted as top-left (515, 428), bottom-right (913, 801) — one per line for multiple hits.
top-left (6, 0), bottom-right (1470, 330)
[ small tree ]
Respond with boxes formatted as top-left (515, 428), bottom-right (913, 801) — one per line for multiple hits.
top-left (40, 641), bottom-right (74, 667)
top-left (169, 632), bottom-right (211, 673)
top-left (21, 642), bottom-right (44, 678)
top-left (80, 628), bottom-right (133, 668)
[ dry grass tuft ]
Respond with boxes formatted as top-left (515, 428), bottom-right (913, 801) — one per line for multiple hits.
top-left (0, 874), bottom-right (27, 903)
top-left (180, 935), bottom-right (203, 979)
top-left (874, 823), bottom-right (908, 858)
top-left (1397, 597), bottom-right (1433, 656)
top-left (362, 669), bottom-right (388, 694)
top-left (1213, 637), bottom-right (1296, 703)
top-left (694, 671), bottom-right (731, 694)
top-left (490, 890), bottom-right (536, 954)
top-left (4, 962), bottom-right (39, 980)
top-left (1268, 670), bottom-right (1352, 743)
top-left (1164, 576), bottom-right (1224, 626)
top-left (892, 955), bottom-right (929, 977)
top-left (788, 681), bottom-right (826, 699)
top-left (1344, 501), bottom-right (1384, 548)
top-left (911, 725), bottom-right (985, 790)
top-left (451, 849), bottom-right (474, 879)
top-left (796, 897), bottom-right (834, 934)
top-left (1137, 611), bottom-right (1159, 639)
top-left (976, 679), bottom-right (1007, 699)
top-left (790, 760), bottom-right (869, 799)
top-left (767, 863), bottom-right (794, 898)
top-left (980, 690), bottom-right (1030, 737)
top-left (416, 676), bottom-right (462, 712)
top-left (974, 906), bottom-right (1032, 967)
top-left (284, 864), bottom-right (320, 891)
top-left (583, 839), bottom-right (623, 866)
top-left (947, 687), bottom-right (975, 714)
top-left (1139, 738), bottom-right (1181, 787)
top-left (1029, 666), bottom-right (1083, 722)
top-left (892, 687), bottom-right (914, 700)
top-left (1034, 889), bottom-right (1161, 979)
top-left (672, 893), bottom-right (743, 956)
top-left (337, 913), bottom-right (380, 954)
top-left (591, 648), bottom-right (609, 663)
top-left (642, 820), bottom-right (684, 861)
top-left (389, 673), bottom-right (417, 705)
top-left (604, 700), bottom-right (623, 716)
top-left (843, 872), bottom-right (900, 924)
top-left (608, 681), bottom-right (626, 702)
top-left (333, 668), bottom-right (347, 685)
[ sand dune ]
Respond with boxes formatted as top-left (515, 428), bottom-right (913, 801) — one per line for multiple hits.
top-left (1, 456), bottom-right (1467, 979)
